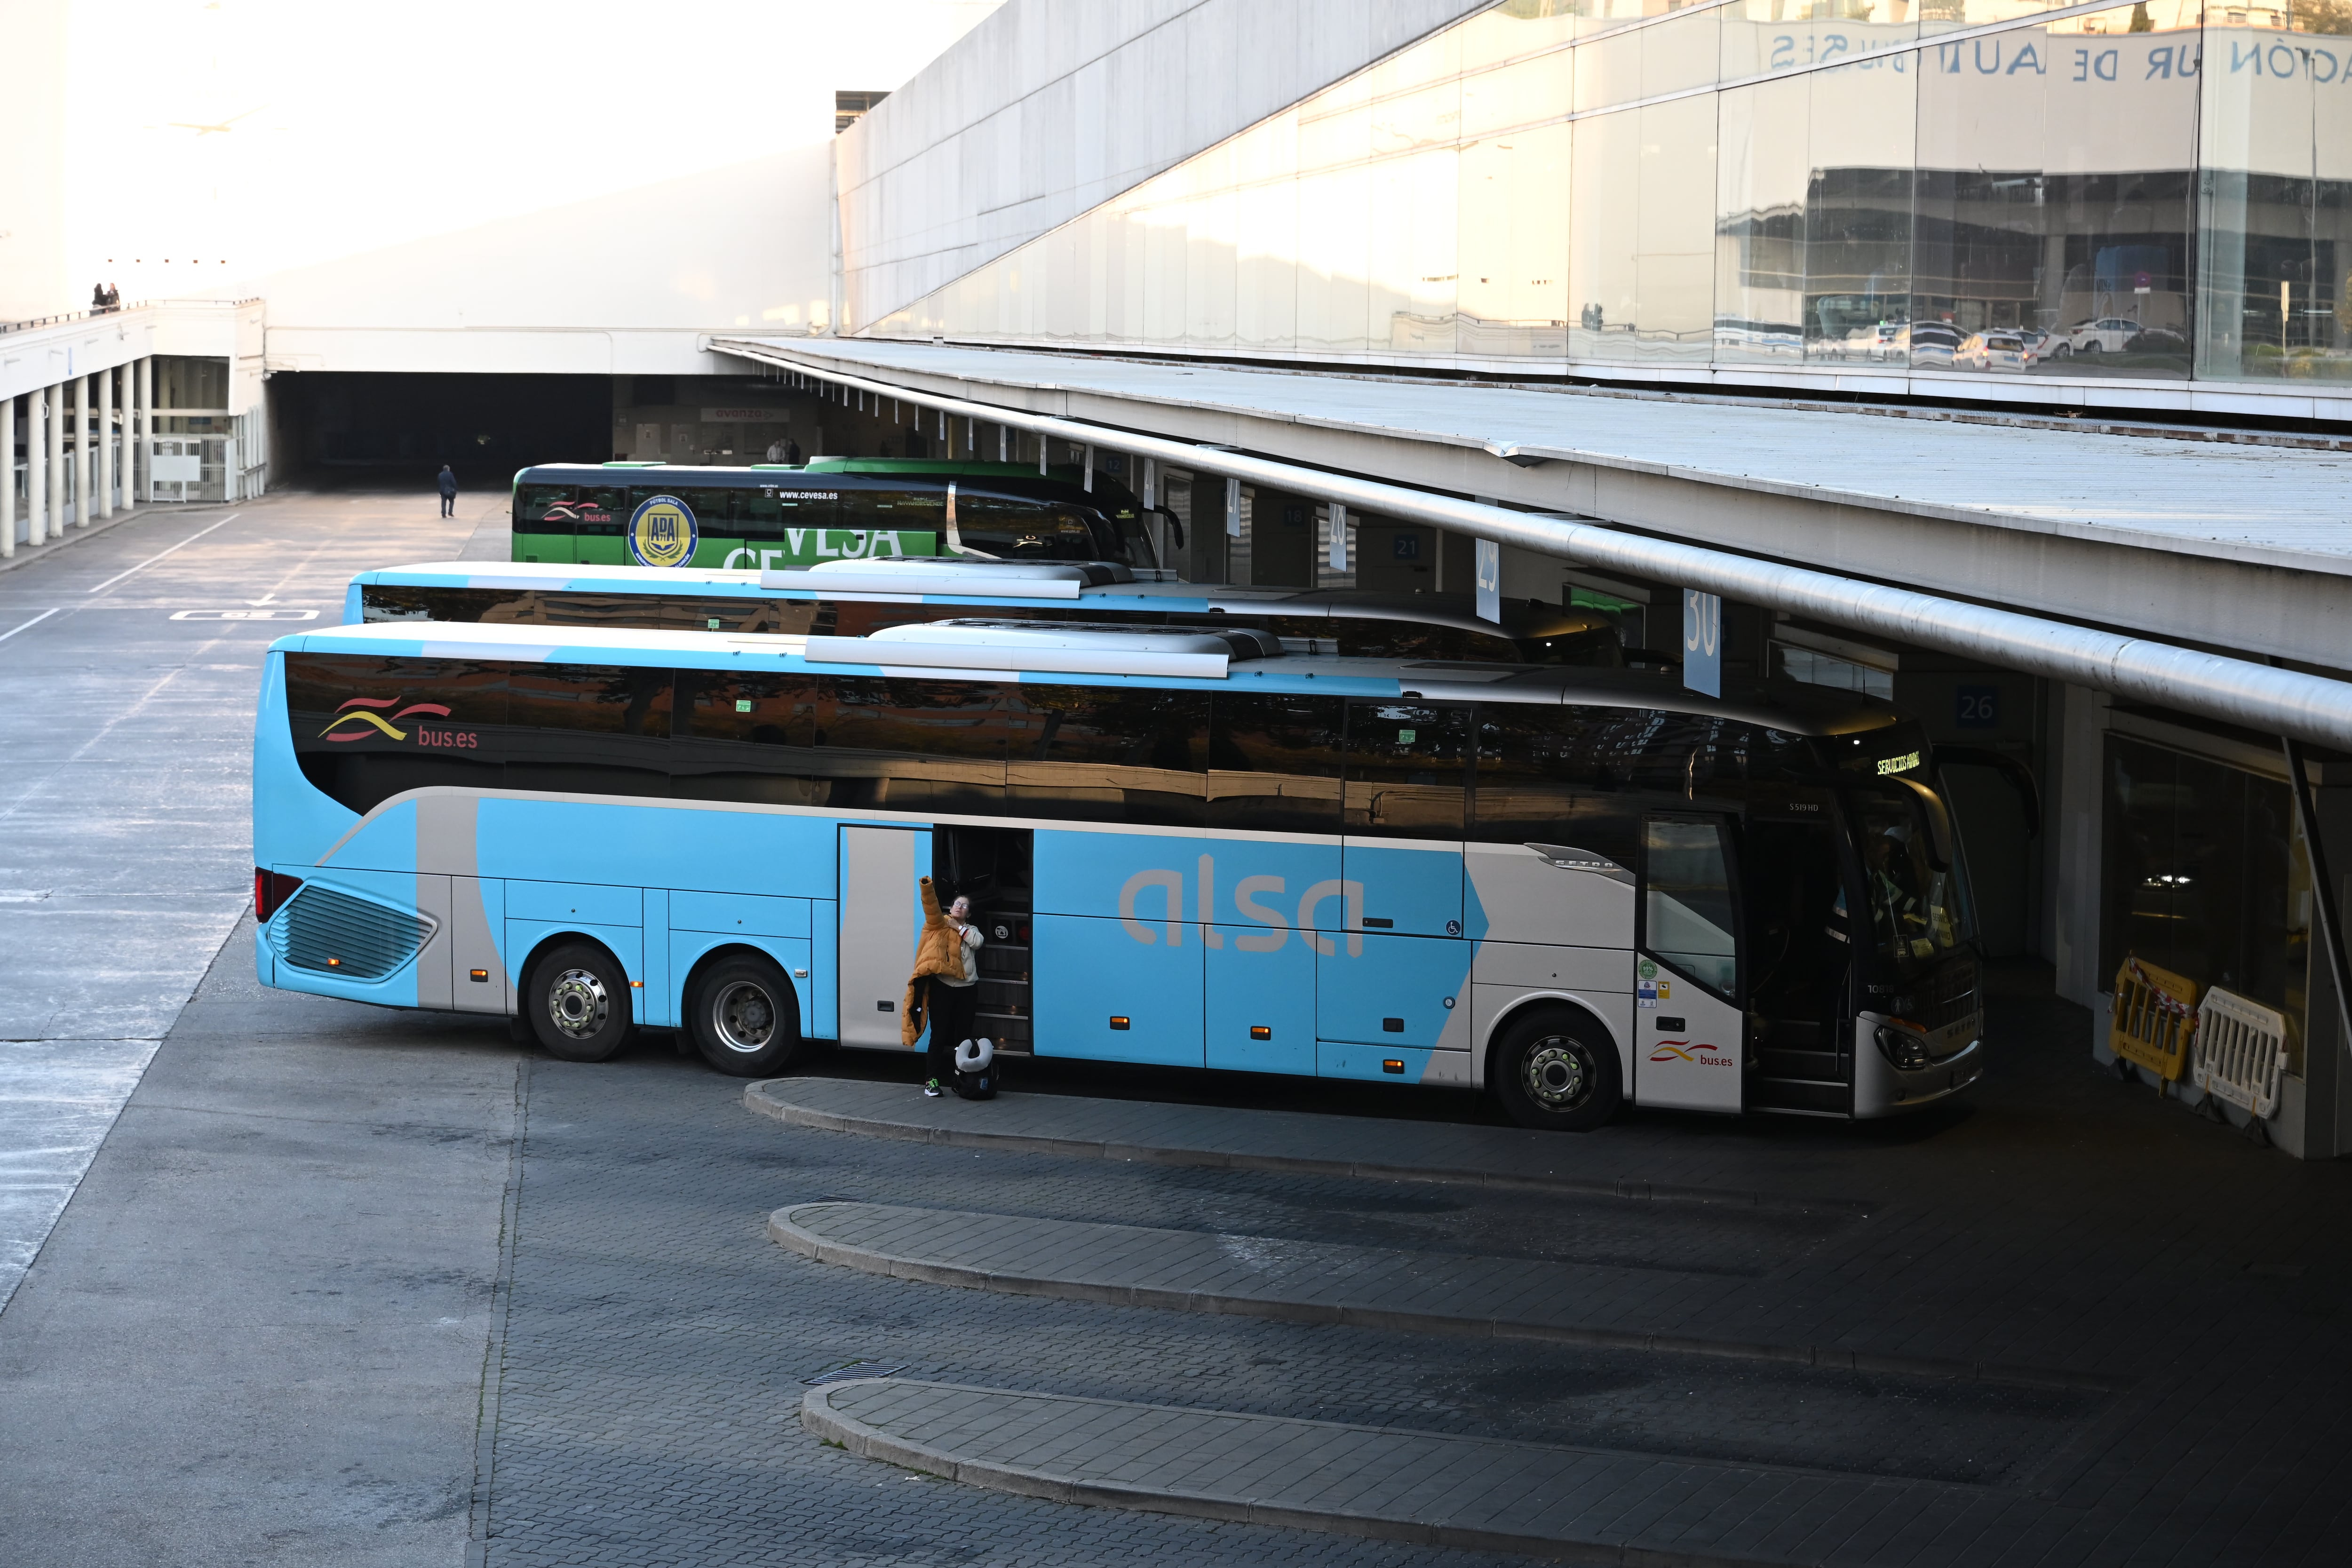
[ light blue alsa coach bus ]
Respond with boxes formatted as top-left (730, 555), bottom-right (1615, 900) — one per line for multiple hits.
top-left (251, 605), bottom-right (1985, 1130)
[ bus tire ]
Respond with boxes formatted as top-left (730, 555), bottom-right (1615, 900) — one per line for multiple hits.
top-left (1492, 1008), bottom-right (1621, 1132)
top-left (526, 941), bottom-right (635, 1063)
top-left (687, 953), bottom-right (803, 1077)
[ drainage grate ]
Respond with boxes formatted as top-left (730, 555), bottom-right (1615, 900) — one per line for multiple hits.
top-left (270, 884), bottom-right (434, 980)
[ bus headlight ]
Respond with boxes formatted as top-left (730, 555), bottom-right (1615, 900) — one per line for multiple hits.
top-left (1875, 1022), bottom-right (1931, 1072)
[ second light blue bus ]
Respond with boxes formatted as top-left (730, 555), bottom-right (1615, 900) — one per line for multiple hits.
top-left (251, 613), bottom-right (1984, 1129)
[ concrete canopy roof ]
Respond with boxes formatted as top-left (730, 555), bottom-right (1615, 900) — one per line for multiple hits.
top-left (718, 336), bottom-right (2352, 673)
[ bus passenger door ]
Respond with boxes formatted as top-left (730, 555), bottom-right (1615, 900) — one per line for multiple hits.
top-left (1635, 814), bottom-right (1745, 1113)
top-left (837, 825), bottom-right (931, 1049)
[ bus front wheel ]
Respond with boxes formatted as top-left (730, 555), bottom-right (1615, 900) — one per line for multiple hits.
top-left (1492, 1009), bottom-right (1621, 1132)
top-left (526, 941), bottom-right (636, 1063)
top-left (686, 953), bottom-right (803, 1077)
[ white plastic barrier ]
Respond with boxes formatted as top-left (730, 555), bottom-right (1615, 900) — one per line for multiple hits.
top-left (2193, 987), bottom-right (2288, 1121)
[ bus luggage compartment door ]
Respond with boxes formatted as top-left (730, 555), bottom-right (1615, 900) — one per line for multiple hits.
top-left (1635, 814), bottom-right (1745, 1113)
top-left (1033, 913), bottom-right (1203, 1067)
top-left (837, 825), bottom-right (931, 1049)
top-left (1207, 931), bottom-right (1314, 1075)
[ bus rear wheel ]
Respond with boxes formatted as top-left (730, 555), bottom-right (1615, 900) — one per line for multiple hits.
top-left (1493, 1009), bottom-right (1621, 1132)
top-left (526, 941), bottom-right (635, 1063)
top-left (687, 954), bottom-right (803, 1077)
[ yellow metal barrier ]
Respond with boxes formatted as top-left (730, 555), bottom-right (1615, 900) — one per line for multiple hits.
top-left (2111, 956), bottom-right (2200, 1082)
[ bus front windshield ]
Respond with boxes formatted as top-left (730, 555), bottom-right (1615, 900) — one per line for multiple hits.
top-left (1851, 789), bottom-right (1973, 977)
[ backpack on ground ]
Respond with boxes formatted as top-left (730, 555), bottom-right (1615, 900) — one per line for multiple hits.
top-left (951, 1037), bottom-right (998, 1100)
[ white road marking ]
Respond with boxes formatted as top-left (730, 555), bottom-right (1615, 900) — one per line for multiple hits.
top-left (0, 607), bottom-right (62, 643)
top-left (84, 513), bottom-right (241, 595)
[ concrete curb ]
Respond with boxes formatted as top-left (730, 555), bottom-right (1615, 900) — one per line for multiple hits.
top-left (802, 1379), bottom-right (1797, 1568)
top-left (742, 1080), bottom-right (1873, 1217)
top-left (766, 1203), bottom-right (2131, 1397)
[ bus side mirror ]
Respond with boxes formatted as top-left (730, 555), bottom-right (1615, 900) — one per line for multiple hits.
top-left (1894, 777), bottom-right (1955, 873)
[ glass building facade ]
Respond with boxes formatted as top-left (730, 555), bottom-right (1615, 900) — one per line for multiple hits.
top-left (865, 0), bottom-right (2352, 390)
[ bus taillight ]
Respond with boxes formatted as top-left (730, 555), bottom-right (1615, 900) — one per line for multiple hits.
top-left (254, 868), bottom-right (305, 922)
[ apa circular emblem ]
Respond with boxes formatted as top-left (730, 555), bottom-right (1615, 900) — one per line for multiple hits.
top-left (627, 493), bottom-right (698, 568)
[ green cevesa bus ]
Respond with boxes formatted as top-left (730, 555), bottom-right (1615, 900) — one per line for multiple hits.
top-left (511, 459), bottom-right (1167, 572)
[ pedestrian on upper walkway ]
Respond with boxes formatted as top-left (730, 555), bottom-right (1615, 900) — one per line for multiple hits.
top-left (437, 463), bottom-right (457, 518)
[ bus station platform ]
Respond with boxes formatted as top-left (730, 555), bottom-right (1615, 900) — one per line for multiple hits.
top-left (747, 1022), bottom-right (2352, 1564)
top-left (806, 1376), bottom-right (2036, 1568)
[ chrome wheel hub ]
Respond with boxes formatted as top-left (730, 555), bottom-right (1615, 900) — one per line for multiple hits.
top-left (547, 968), bottom-right (609, 1040)
top-left (713, 981), bottom-right (777, 1054)
top-left (1524, 1037), bottom-right (1590, 1109)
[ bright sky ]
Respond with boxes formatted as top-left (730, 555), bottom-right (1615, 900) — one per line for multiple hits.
top-left (62, 0), bottom-right (999, 299)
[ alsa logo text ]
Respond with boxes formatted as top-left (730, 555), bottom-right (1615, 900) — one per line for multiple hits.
top-left (1649, 1041), bottom-right (1733, 1067)
top-left (319, 697), bottom-right (477, 748)
top-left (1118, 860), bottom-right (1366, 955)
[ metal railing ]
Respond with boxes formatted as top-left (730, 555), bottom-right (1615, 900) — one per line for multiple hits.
top-left (0, 296), bottom-right (259, 335)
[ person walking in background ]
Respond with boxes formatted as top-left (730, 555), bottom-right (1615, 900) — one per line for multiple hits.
top-left (437, 463), bottom-right (457, 517)
top-left (901, 876), bottom-right (984, 1098)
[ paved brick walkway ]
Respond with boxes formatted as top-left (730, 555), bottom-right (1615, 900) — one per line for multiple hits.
top-left (771, 1201), bottom-right (2118, 1393)
top-left (802, 1369), bottom-right (2348, 1567)
top-left (805, 1376), bottom-right (2056, 1566)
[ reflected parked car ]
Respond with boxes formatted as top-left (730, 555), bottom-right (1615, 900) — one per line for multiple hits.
top-left (2123, 326), bottom-right (2188, 356)
top-left (2050, 318), bottom-right (2144, 357)
top-left (1907, 322), bottom-right (1964, 368)
top-left (1955, 330), bottom-right (2033, 372)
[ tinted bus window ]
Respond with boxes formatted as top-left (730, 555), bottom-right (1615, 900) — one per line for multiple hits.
top-left (357, 586), bottom-right (816, 636)
top-left (1206, 694), bottom-right (1344, 834)
top-left (843, 487), bottom-right (948, 533)
top-left (813, 676), bottom-right (1013, 813)
top-left (1006, 685), bottom-right (1207, 827)
top-left (1344, 702), bottom-right (1469, 837)
top-left (954, 493), bottom-right (1104, 560)
top-left (515, 485), bottom-right (622, 536)
top-left (285, 654), bottom-right (508, 813)
top-left (1574, 709), bottom-right (1756, 797)
top-left (681, 487), bottom-right (743, 531)
top-left (674, 671), bottom-right (825, 805)
top-left (359, 585), bottom-right (519, 624)
top-left (554, 487), bottom-right (622, 541)
top-left (740, 486), bottom-right (837, 538)
top-left (1644, 817), bottom-right (1740, 997)
top-left (1469, 705), bottom-right (1637, 868)
top-left (505, 664), bottom-right (672, 797)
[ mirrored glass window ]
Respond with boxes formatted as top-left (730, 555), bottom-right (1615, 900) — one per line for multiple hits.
top-left (862, 0), bottom-right (2298, 395)
top-left (2197, 0), bottom-right (2352, 383)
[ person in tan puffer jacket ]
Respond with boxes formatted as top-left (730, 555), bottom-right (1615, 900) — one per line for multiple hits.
top-left (902, 876), bottom-right (984, 1094)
